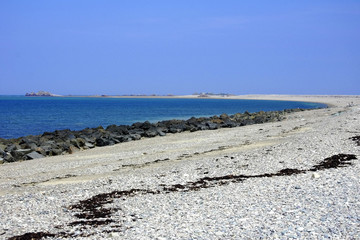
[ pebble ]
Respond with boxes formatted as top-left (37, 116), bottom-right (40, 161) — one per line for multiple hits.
top-left (0, 96), bottom-right (359, 239)
top-left (312, 173), bottom-right (320, 179)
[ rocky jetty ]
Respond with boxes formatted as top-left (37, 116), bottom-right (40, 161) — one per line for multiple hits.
top-left (0, 109), bottom-right (308, 163)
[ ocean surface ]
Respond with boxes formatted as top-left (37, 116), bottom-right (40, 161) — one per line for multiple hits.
top-left (0, 96), bottom-right (326, 139)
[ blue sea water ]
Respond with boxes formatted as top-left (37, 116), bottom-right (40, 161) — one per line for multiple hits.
top-left (0, 96), bottom-right (326, 139)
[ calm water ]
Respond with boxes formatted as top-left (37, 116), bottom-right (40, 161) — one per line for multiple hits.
top-left (0, 96), bottom-right (326, 139)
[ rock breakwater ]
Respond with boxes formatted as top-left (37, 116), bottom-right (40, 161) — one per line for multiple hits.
top-left (0, 109), bottom-right (308, 163)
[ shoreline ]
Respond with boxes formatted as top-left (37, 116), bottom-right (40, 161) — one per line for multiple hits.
top-left (19, 93), bottom-right (359, 111)
top-left (1, 95), bottom-right (360, 239)
top-left (1, 107), bottom-right (309, 163)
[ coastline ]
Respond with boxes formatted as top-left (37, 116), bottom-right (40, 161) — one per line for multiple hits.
top-left (1, 95), bottom-right (360, 239)
top-left (39, 93), bottom-right (356, 107)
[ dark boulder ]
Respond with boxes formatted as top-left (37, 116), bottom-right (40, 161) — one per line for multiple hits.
top-left (50, 148), bottom-right (63, 156)
top-left (26, 143), bottom-right (38, 151)
top-left (206, 121), bottom-right (219, 130)
top-left (106, 125), bottom-right (129, 135)
top-left (0, 146), bottom-right (5, 157)
top-left (222, 119), bottom-right (238, 128)
top-left (5, 144), bottom-right (18, 152)
top-left (220, 113), bottom-right (229, 120)
top-left (13, 149), bottom-right (32, 159)
top-left (26, 151), bottom-right (44, 160)
top-left (129, 128), bottom-right (145, 136)
top-left (129, 134), bottom-right (141, 141)
top-left (39, 144), bottom-right (54, 155)
top-left (95, 137), bottom-right (115, 147)
top-left (156, 128), bottom-right (166, 136)
top-left (144, 127), bottom-right (159, 138)
top-left (70, 138), bottom-right (85, 148)
top-left (132, 121), bottom-right (153, 130)
top-left (4, 152), bottom-right (15, 162)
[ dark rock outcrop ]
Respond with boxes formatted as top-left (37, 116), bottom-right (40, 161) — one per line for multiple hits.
top-left (0, 108), bottom-right (311, 163)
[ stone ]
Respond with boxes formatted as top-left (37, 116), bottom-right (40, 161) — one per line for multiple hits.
top-left (4, 153), bottom-right (14, 162)
top-left (108, 232), bottom-right (120, 238)
top-left (312, 173), bottom-right (320, 179)
top-left (26, 151), bottom-right (45, 160)
top-left (35, 147), bottom-right (46, 155)
top-left (206, 122), bottom-right (219, 130)
top-left (68, 146), bottom-right (80, 154)
top-left (95, 138), bottom-right (111, 147)
top-left (13, 149), bottom-right (32, 159)
top-left (27, 143), bottom-right (38, 150)
top-left (157, 129), bottom-right (166, 136)
top-left (0, 146), bottom-right (5, 157)
top-left (39, 145), bottom-right (53, 154)
top-left (51, 148), bottom-right (63, 156)
top-left (129, 134), bottom-right (141, 140)
top-left (144, 128), bottom-right (159, 138)
top-left (5, 144), bottom-right (17, 152)
top-left (169, 127), bottom-right (182, 133)
top-left (106, 125), bottom-right (129, 134)
top-left (220, 113), bottom-right (229, 119)
top-left (70, 138), bottom-right (79, 147)
top-left (211, 118), bottom-right (224, 124)
top-left (85, 142), bottom-right (95, 148)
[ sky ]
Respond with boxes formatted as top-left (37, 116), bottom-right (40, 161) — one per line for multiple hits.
top-left (0, 1), bottom-right (359, 95)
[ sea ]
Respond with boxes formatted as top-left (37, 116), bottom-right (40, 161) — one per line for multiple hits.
top-left (0, 96), bottom-right (327, 139)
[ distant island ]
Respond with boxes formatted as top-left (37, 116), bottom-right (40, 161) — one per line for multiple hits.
top-left (25, 91), bottom-right (61, 97)
top-left (23, 92), bottom-right (234, 98)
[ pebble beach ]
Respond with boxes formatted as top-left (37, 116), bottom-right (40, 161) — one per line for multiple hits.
top-left (0, 95), bottom-right (360, 239)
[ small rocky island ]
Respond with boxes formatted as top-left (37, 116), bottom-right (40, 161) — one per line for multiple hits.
top-left (25, 91), bottom-right (57, 97)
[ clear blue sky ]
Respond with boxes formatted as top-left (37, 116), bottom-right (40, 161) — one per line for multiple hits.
top-left (1, 1), bottom-right (359, 95)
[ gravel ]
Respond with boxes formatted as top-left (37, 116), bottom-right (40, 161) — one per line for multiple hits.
top-left (0, 95), bottom-right (359, 239)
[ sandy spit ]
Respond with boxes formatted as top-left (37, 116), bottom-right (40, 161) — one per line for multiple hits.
top-left (0, 95), bottom-right (359, 239)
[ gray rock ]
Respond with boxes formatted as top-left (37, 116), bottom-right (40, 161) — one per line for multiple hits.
top-left (13, 149), bottom-right (32, 159)
top-left (144, 128), bottom-right (159, 138)
top-left (51, 148), bottom-right (63, 156)
top-left (26, 151), bottom-right (44, 160)
top-left (157, 129), bottom-right (166, 136)
top-left (5, 144), bottom-right (17, 152)
top-left (4, 153), bottom-right (14, 162)
top-left (220, 113), bottom-right (229, 120)
top-left (206, 122), bottom-right (218, 130)
top-left (129, 134), bottom-right (141, 140)
top-left (0, 146), bottom-right (5, 157)
top-left (27, 143), bottom-right (38, 150)
top-left (68, 145), bottom-right (80, 154)
top-left (15, 149), bottom-right (32, 154)
top-left (95, 137), bottom-right (111, 147)
top-left (76, 138), bottom-right (86, 147)
top-left (85, 142), bottom-right (95, 148)
top-left (39, 145), bottom-right (53, 154)
top-left (70, 139), bottom-right (81, 148)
